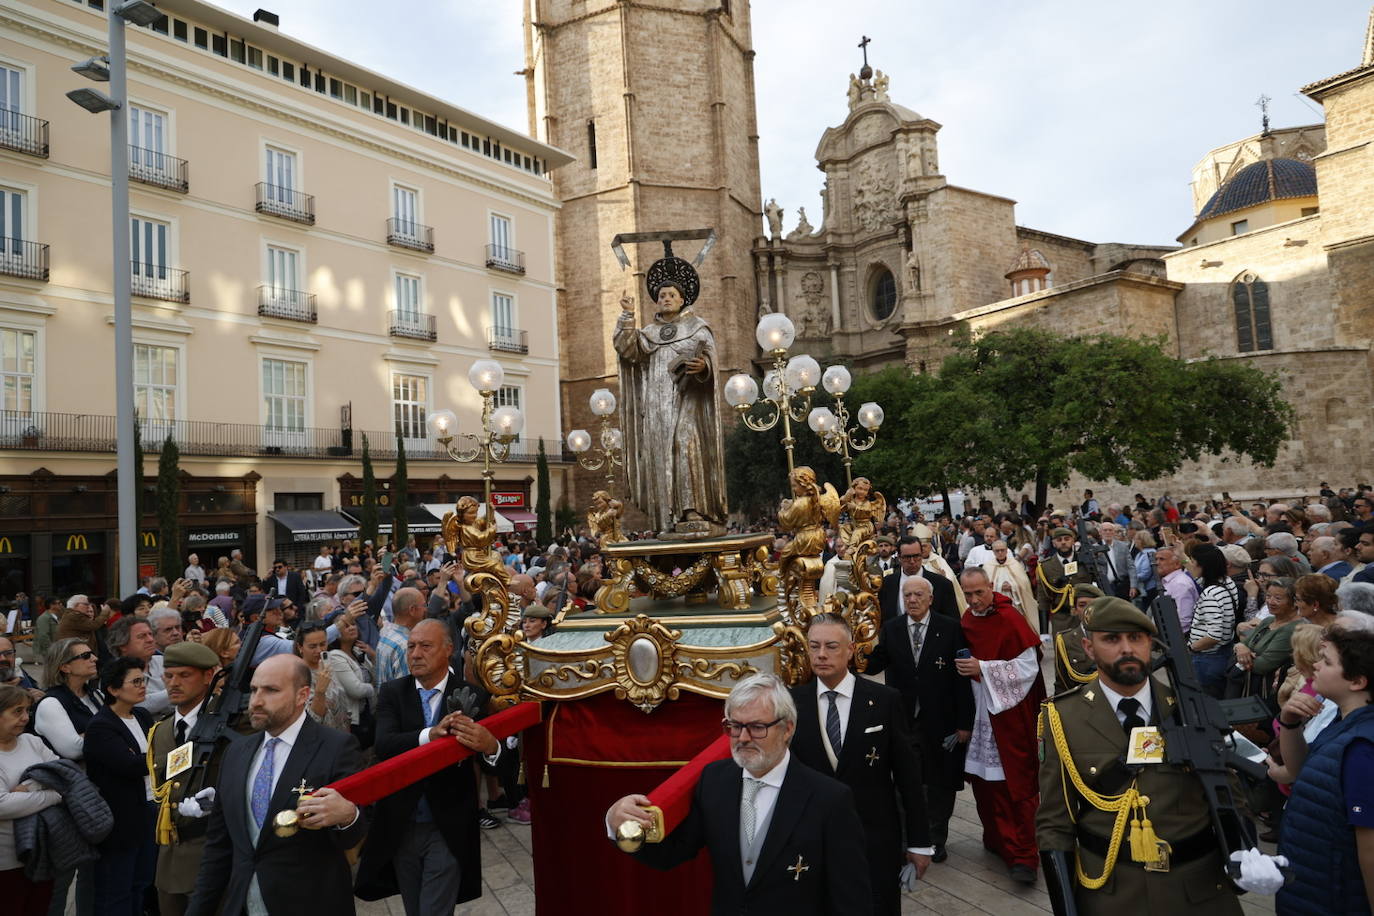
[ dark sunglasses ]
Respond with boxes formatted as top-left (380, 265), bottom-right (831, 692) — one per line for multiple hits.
top-left (65, 650), bottom-right (96, 663)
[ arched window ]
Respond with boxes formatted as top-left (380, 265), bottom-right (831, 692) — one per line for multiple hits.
top-left (1232, 273), bottom-right (1272, 352)
top-left (869, 267), bottom-right (896, 321)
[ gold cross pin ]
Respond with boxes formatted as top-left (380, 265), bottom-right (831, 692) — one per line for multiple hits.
top-left (290, 779), bottom-right (314, 800)
top-left (865, 748), bottom-right (880, 767)
top-left (787, 854), bottom-right (810, 881)
top-left (934, 657), bottom-right (946, 669)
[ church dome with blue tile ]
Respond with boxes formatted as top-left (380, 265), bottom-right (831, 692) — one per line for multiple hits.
top-left (1197, 157), bottom-right (1318, 219)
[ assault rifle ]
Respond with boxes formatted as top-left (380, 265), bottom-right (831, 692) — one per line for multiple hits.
top-left (1149, 593), bottom-right (1265, 887)
top-left (1074, 514), bottom-right (1112, 595)
top-left (181, 620), bottom-right (265, 794)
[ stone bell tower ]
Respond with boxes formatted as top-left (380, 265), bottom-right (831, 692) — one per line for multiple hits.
top-left (523, 0), bottom-right (764, 504)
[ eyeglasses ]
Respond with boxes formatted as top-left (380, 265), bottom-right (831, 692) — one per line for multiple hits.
top-left (65, 650), bottom-right (96, 663)
top-left (0, 648), bottom-right (15, 658)
top-left (122, 677), bottom-right (148, 688)
top-left (722, 717), bottom-right (784, 738)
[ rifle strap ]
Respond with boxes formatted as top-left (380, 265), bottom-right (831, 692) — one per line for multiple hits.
top-left (1044, 701), bottom-right (1162, 888)
top-left (145, 718), bottom-right (178, 846)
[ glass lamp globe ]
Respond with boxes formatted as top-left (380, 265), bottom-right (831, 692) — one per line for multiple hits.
top-left (784, 354), bottom-right (821, 393)
top-left (858, 402), bottom-right (885, 430)
top-left (490, 405), bottom-right (524, 437)
top-left (567, 429), bottom-right (592, 453)
top-left (589, 388), bottom-right (617, 417)
top-left (468, 359), bottom-right (505, 392)
top-left (604, 428), bottom-right (624, 450)
top-left (427, 409), bottom-right (458, 439)
top-left (807, 407), bottom-right (839, 434)
top-left (822, 365), bottom-right (852, 395)
top-left (762, 369), bottom-right (785, 402)
top-left (724, 374), bottom-right (759, 408)
top-left (755, 312), bottom-right (796, 352)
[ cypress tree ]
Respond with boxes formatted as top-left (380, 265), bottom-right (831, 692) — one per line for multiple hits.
top-left (391, 433), bottom-right (408, 548)
top-left (535, 437), bottom-right (552, 545)
top-left (156, 434), bottom-right (181, 577)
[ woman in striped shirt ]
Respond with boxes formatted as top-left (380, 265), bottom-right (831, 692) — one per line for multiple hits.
top-left (1187, 543), bottom-right (1242, 698)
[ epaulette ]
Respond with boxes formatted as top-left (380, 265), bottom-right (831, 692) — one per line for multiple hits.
top-left (1046, 684), bottom-right (1085, 703)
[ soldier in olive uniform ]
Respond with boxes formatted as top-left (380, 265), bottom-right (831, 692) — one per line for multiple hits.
top-left (1053, 584), bottom-right (1101, 693)
top-left (147, 642), bottom-right (230, 916)
top-left (1037, 598), bottom-right (1243, 915)
top-left (1036, 527), bottom-right (1100, 635)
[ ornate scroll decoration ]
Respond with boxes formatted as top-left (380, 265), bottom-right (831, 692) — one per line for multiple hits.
top-left (749, 546), bottom-right (781, 599)
top-left (778, 467), bottom-right (840, 619)
top-left (594, 557), bottom-right (634, 614)
top-left (628, 553), bottom-right (713, 599)
top-left (674, 656), bottom-right (756, 683)
top-left (530, 658), bottom-right (612, 689)
top-left (712, 551), bottom-right (754, 611)
top-left (606, 615), bottom-right (684, 713)
top-left (445, 496), bottom-right (514, 642)
top-left (772, 621), bottom-right (811, 687)
top-left (821, 588), bottom-right (881, 674)
top-left (474, 632), bottom-right (524, 706)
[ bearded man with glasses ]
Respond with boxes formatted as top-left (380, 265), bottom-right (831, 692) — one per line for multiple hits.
top-left (607, 673), bottom-right (870, 915)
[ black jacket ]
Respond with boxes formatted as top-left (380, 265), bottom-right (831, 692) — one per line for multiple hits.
top-left (877, 567), bottom-right (958, 625)
top-left (186, 715), bottom-right (366, 916)
top-left (267, 572), bottom-right (309, 609)
top-left (866, 610), bottom-right (975, 787)
top-left (789, 677), bottom-right (929, 914)
top-left (82, 705), bottom-right (155, 851)
top-left (355, 670), bottom-right (489, 905)
top-left (634, 756), bottom-right (871, 915)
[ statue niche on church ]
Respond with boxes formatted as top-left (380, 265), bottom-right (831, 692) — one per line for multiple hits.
top-left (614, 249), bottom-right (728, 535)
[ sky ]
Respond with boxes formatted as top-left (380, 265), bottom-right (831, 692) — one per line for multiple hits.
top-left (213, 0), bottom-right (1369, 245)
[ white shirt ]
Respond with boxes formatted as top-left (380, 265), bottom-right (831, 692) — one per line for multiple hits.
top-left (313, 555), bottom-right (333, 572)
top-left (414, 673), bottom-right (451, 746)
top-left (172, 705), bottom-right (200, 744)
top-left (275, 575), bottom-right (290, 594)
top-left (246, 710), bottom-right (308, 807)
top-left (966, 543), bottom-right (995, 569)
top-left (1096, 680), bottom-right (1154, 728)
top-left (815, 673), bottom-right (855, 768)
top-left (742, 750), bottom-right (790, 837)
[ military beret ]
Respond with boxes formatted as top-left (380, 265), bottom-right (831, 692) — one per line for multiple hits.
top-left (1073, 584), bottom-right (1105, 601)
top-left (909, 524), bottom-right (934, 540)
top-left (1083, 596), bottom-right (1158, 635)
top-left (163, 641), bottom-right (221, 669)
top-left (523, 605), bottom-right (554, 620)
top-left (875, 535), bottom-right (896, 546)
top-left (1051, 527), bottom-right (1074, 539)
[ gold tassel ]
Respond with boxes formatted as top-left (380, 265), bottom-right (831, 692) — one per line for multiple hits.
top-left (1129, 796), bottom-right (1158, 863)
top-left (155, 793), bottom-right (178, 846)
top-left (542, 764), bottom-right (550, 788)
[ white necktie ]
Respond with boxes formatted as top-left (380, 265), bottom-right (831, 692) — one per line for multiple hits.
top-left (741, 777), bottom-right (763, 848)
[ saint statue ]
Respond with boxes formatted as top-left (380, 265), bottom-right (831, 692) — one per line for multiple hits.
top-left (614, 252), bottom-right (728, 535)
top-left (764, 198), bottom-right (784, 238)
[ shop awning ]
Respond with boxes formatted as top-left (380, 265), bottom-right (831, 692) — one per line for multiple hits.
top-left (340, 506), bottom-right (446, 535)
top-left (501, 509), bottom-right (538, 531)
top-left (268, 510), bottom-right (359, 543)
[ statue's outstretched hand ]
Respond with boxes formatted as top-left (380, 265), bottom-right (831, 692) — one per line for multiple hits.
top-left (619, 289), bottom-right (635, 314)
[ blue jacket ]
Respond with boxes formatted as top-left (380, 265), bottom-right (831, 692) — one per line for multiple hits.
top-left (1277, 704), bottom-right (1374, 915)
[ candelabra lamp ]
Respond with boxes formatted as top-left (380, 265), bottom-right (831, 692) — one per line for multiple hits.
top-left (723, 313), bottom-right (821, 474)
top-left (566, 387), bottom-right (625, 490)
top-left (426, 359), bottom-right (525, 506)
top-left (805, 365), bottom-right (883, 488)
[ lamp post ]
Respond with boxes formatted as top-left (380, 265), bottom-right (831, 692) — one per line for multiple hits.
top-left (723, 313), bottom-right (819, 475)
top-left (66, 0), bottom-right (164, 595)
top-left (566, 388), bottom-right (624, 489)
top-left (427, 359), bottom-right (525, 506)
top-left (805, 365), bottom-right (883, 488)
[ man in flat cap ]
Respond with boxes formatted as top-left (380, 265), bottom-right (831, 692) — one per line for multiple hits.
top-left (148, 641), bottom-right (226, 916)
top-left (1052, 584), bottom-right (1102, 693)
top-left (1036, 527), bottom-right (1099, 636)
top-left (1037, 598), bottom-right (1245, 915)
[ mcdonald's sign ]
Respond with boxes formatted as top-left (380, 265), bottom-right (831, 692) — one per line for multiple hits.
top-left (142, 531), bottom-right (157, 548)
top-left (0, 537), bottom-right (10, 554)
top-left (65, 534), bottom-right (89, 552)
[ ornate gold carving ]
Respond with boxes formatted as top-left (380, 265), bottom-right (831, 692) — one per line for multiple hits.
top-left (531, 658), bottom-right (612, 688)
top-left (628, 554), bottom-right (712, 599)
top-left (446, 496), bottom-right (514, 641)
top-left (822, 588), bottom-right (881, 673)
top-left (711, 550), bottom-right (754, 610)
top-left (778, 466), bottom-right (840, 617)
top-left (588, 490), bottom-right (626, 545)
top-left (674, 656), bottom-right (756, 683)
top-left (750, 545), bottom-right (781, 598)
top-left (838, 478), bottom-right (885, 559)
top-left (771, 621), bottom-right (811, 686)
top-left (606, 616), bottom-right (683, 712)
top-left (474, 632), bottom-right (524, 704)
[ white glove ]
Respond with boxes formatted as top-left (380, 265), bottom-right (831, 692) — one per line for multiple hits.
top-left (177, 787), bottom-right (217, 819)
top-left (898, 861), bottom-right (919, 891)
top-left (1229, 848), bottom-right (1288, 894)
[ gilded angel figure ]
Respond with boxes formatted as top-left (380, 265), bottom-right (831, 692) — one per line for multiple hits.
top-left (838, 476), bottom-right (885, 553)
top-left (777, 466), bottom-right (841, 611)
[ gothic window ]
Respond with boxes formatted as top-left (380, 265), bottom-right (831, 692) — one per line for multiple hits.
top-left (1232, 273), bottom-right (1273, 353)
top-left (869, 267), bottom-right (896, 321)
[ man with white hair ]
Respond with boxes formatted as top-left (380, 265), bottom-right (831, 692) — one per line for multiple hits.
top-left (607, 673), bottom-right (870, 914)
top-left (984, 540), bottom-right (1037, 634)
top-left (1266, 532), bottom-right (1313, 576)
top-left (1308, 535), bottom-right (1353, 582)
top-left (1336, 581), bottom-right (1374, 617)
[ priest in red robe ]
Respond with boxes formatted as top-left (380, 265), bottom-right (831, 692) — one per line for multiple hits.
top-left (955, 567), bottom-right (1047, 885)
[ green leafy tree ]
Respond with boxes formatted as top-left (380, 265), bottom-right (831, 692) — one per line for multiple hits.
top-left (359, 434), bottom-right (380, 548)
top-left (535, 437), bottom-right (553, 545)
top-left (156, 434), bottom-right (181, 577)
top-left (723, 408), bottom-right (844, 518)
top-left (391, 434), bottom-right (408, 547)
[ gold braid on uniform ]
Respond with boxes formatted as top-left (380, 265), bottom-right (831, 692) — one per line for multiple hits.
top-left (1055, 632), bottom-right (1097, 684)
top-left (146, 718), bottom-right (178, 845)
top-left (1042, 701), bottom-right (1166, 888)
top-left (1037, 563), bottom-right (1074, 616)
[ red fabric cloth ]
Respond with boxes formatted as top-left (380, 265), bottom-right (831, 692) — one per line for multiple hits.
top-left (647, 735), bottom-right (730, 835)
top-left (326, 702), bottom-right (541, 806)
top-left (526, 692), bottom-right (723, 916)
top-left (962, 592), bottom-right (1047, 801)
top-left (969, 775), bottom-right (1039, 868)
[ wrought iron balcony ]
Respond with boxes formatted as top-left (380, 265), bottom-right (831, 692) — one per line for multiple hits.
top-left (129, 146), bottom-right (189, 192)
top-left (386, 218), bottom-right (434, 253)
top-left (388, 310), bottom-right (436, 341)
top-left (257, 286), bottom-right (317, 323)
top-left (485, 244), bottom-right (525, 275)
top-left (0, 239), bottom-right (49, 281)
top-left (130, 263), bottom-right (190, 303)
top-left (255, 183), bottom-right (315, 225)
top-left (0, 112), bottom-right (50, 159)
top-left (486, 326), bottom-right (528, 354)
top-left (0, 409), bottom-right (571, 462)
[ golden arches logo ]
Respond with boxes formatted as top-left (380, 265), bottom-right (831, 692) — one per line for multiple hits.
top-left (66, 535), bottom-right (89, 551)
top-left (142, 532), bottom-right (157, 548)
top-left (0, 538), bottom-right (10, 554)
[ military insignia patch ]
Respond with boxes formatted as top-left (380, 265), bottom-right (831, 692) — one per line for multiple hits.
top-left (166, 741), bottom-right (193, 779)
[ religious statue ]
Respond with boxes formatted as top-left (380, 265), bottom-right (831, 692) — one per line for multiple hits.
top-left (588, 489), bottom-right (626, 545)
top-left (838, 477), bottom-right (886, 554)
top-left (846, 73), bottom-right (863, 108)
top-left (777, 466), bottom-right (840, 615)
top-left (764, 198), bottom-right (784, 239)
top-left (614, 250), bottom-right (728, 535)
top-left (906, 249), bottom-right (922, 292)
top-left (443, 495), bottom-right (512, 637)
top-left (872, 69), bottom-right (890, 102)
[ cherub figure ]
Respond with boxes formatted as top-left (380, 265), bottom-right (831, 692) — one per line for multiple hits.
top-left (588, 489), bottom-right (626, 544)
top-left (839, 476), bottom-right (886, 553)
top-left (777, 466), bottom-right (841, 613)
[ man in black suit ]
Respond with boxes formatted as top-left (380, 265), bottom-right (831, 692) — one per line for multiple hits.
top-left (187, 655), bottom-right (366, 916)
top-left (878, 536), bottom-right (957, 624)
top-left (265, 558), bottom-right (309, 609)
top-left (355, 619), bottom-right (502, 915)
top-left (607, 673), bottom-right (871, 915)
top-left (866, 575), bottom-right (975, 861)
top-left (790, 613), bottom-right (932, 914)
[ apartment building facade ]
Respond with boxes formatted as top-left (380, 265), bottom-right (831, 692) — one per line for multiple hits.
top-left (0, 0), bottom-right (573, 599)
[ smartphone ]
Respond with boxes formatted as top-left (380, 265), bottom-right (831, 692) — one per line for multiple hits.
top-left (956, 649), bottom-right (971, 660)
top-left (380, 551), bottom-right (394, 575)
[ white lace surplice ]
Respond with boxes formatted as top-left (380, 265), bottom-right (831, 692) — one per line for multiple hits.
top-left (964, 646), bottom-right (1039, 782)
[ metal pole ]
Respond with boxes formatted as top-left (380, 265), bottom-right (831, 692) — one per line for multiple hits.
top-left (109, 11), bottom-right (137, 595)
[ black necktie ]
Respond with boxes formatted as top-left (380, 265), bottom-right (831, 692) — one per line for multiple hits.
top-left (824, 690), bottom-right (843, 758)
top-left (1118, 697), bottom-right (1145, 733)
top-left (175, 718), bottom-right (187, 745)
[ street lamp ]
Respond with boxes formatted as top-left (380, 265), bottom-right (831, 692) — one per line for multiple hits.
top-left (806, 365), bottom-right (883, 487)
top-left (723, 313), bottom-right (818, 474)
top-left (66, 0), bottom-right (163, 594)
top-left (566, 388), bottom-right (624, 489)
top-left (427, 359), bottom-right (525, 505)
